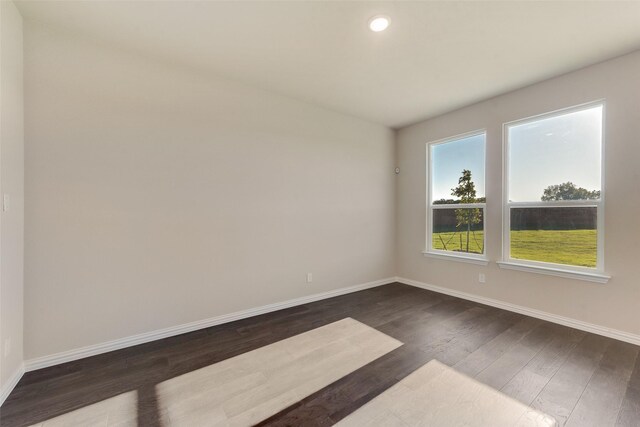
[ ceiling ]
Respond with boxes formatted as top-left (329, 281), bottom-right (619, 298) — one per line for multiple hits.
top-left (15, 1), bottom-right (640, 128)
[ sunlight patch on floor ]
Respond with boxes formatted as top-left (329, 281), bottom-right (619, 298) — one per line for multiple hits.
top-left (28, 390), bottom-right (137, 427)
top-left (336, 359), bottom-right (557, 427)
top-left (156, 317), bottom-right (402, 426)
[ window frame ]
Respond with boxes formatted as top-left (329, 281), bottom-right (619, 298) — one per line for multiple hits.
top-left (500, 101), bottom-right (607, 279)
top-left (425, 130), bottom-right (488, 265)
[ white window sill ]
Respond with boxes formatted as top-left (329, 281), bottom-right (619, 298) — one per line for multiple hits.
top-left (496, 261), bottom-right (610, 284)
top-left (422, 251), bottom-right (489, 266)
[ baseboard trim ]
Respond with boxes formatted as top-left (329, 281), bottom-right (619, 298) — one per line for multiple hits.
top-left (0, 363), bottom-right (25, 407)
top-left (24, 277), bottom-right (396, 372)
top-left (397, 276), bottom-right (640, 346)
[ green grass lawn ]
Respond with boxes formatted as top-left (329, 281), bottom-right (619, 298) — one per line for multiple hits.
top-left (432, 230), bottom-right (485, 254)
top-left (432, 229), bottom-right (597, 267)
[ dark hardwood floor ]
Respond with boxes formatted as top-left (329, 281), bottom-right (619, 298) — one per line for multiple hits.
top-left (1, 282), bottom-right (638, 426)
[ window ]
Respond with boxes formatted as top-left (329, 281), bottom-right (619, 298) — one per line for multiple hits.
top-left (426, 131), bottom-right (486, 263)
top-left (502, 102), bottom-right (606, 278)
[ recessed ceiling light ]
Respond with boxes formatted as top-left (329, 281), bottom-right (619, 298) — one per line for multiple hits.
top-left (368, 15), bottom-right (390, 32)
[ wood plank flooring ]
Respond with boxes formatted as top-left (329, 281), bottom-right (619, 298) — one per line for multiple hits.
top-left (1, 282), bottom-right (638, 426)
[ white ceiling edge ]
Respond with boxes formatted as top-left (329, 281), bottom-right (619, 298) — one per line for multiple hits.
top-left (14, 1), bottom-right (640, 129)
top-left (397, 47), bottom-right (640, 130)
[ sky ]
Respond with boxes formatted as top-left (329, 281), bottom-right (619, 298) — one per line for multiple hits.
top-left (430, 105), bottom-right (602, 202)
top-left (508, 105), bottom-right (602, 202)
top-left (431, 133), bottom-right (485, 200)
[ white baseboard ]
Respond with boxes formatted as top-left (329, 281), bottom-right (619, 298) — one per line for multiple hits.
top-left (0, 363), bottom-right (25, 407)
top-left (24, 277), bottom-right (397, 372)
top-left (397, 276), bottom-right (640, 346)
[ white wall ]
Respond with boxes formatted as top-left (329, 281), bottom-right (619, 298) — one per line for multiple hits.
top-left (0, 0), bottom-right (25, 393)
top-left (397, 51), bottom-right (640, 337)
top-left (23, 23), bottom-right (395, 360)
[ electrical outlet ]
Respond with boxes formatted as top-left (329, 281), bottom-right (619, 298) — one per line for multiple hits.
top-left (2, 194), bottom-right (9, 212)
top-left (479, 273), bottom-right (486, 284)
top-left (306, 273), bottom-right (313, 283)
top-left (4, 338), bottom-right (10, 358)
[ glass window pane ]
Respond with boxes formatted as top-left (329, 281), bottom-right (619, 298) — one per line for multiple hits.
top-left (510, 207), bottom-right (597, 267)
top-left (431, 134), bottom-right (485, 204)
top-left (432, 208), bottom-right (484, 255)
top-left (508, 105), bottom-right (602, 202)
